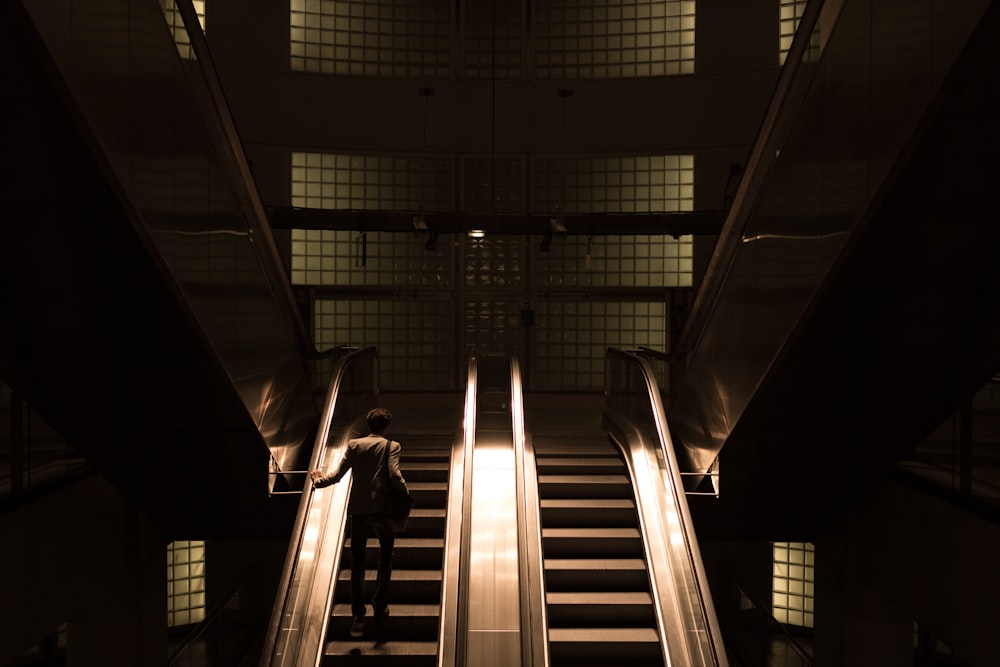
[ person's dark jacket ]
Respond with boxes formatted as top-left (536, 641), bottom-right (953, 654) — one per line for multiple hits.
top-left (314, 435), bottom-right (408, 515)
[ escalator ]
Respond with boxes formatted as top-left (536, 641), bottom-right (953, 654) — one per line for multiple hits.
top-left (326, 432), bottom-right (452, 664)
top-left (535, 432), bottom-right (664, 666)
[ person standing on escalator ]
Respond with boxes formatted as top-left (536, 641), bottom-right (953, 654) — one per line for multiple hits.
top-left (310, 406), bottom-right (410, 638)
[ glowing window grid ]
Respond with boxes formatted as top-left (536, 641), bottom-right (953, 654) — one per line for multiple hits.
top-left (292, 152), bottom-right (453, 212)
top-left (168, 540), bottom-right (206, 627)
top-left (535, 155), bottom-right (694, 214)
top-left (779, 0), bottom-right (820, 65)
top-left (535, 0), bottom-right (695, 79)
top-left (772, 541), bottom-right (814, 628)
top-left (531, 300), bottom-right (666, 389)
top-left (161, 0), bottom-right (206, 60)
top-left (535, 234), bottom-right (692, 288)
top-left (315, 299), bottom-right (453, 389)
top-left (291, 230), bottom-right (453, 287)
top-left (290, 0), bottom-right (451, 77)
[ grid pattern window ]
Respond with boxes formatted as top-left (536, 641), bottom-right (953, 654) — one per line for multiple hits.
top-left (290, 0), bottom-right (452, 77)
top-left (465, 0), bottom-right (523, 79)
top-left (534, 155), bottom-right (694, 214)
top-left (291, 152), bottom-right (453, 212)
top-left (535, 234), bottom-right (692, 287)
top-left (463, 158), bottom-right (525, 213)
top-left (772, 541), bottom-right (814, 628)
top-left (315, 299), bottom-right (454, 389)
top-left (161, 0), bottom-right (206, 60)
top-left (463, 236), bottom-right (524, 287)
top-left (291, 229), bottom-right (453, 287)
top-left (168, 540), bottom-right (206, 627)
top-left (463, 300), bottom-right (524, 356)
top-left (531, 301), bottom-right (666, 389)
top-left (779, 0), bottom-right (821, 65)
top-left (535, 0), bottom-right (695, 79)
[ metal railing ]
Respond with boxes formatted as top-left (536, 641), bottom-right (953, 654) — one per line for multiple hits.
top-left (604, 347), bottom-right (728, 667)
top-left (260, 346), bottom-right (378, 667)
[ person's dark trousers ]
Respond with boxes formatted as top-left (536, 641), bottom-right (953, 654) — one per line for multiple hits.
top-left (349, 513), bottom-right (396, 617)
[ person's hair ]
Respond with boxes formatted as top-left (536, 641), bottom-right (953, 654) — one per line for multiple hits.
top-left (366, 407), bottom-right (392, 434)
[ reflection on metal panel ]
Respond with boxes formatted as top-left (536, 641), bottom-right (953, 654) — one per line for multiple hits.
top-left (261, 349), bottom-right (377, 667)
top-left (605, 348), bottom-right (728, 666)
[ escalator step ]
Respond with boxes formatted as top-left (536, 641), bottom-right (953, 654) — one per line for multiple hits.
top-left (323, 640), bottom-right (437, 667)
top-left (542, 528), bottom-right (643, 557)
top-left (540, 498), bottom-right (636, 526)
top-left (548, 627), bottom-right (662, 665)
top-left (538, 474), bottom-right (632, 498)
top-left (546, 592), bottom-right (655, 627)
top-left (543, 558), bottom-right (649, 591)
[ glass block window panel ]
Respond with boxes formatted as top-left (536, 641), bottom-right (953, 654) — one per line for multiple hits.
top-left (291, 152), bottom-right (453, 213)
top-left (290, 0), bottom-right (452, 77)
top-left (465, 0), bottom-right (523, 80)
top-left (463, 235), bottom-right (524, 288)
top-left (291, 229), bottom-right (453, 287)
top-left (161, 0), bottom-right (206, 60)
top-left (778, 0), bottom-right (820, 65)
top-left (463, 300), bottom-right (524, 356)
top-left (534, 155), bottom-right (694, 214)
top-left (315, 299), bottom-right (454, 390)
top-left (531, 300), bottom-right (666, 390)
top-left (168, 540), bottom-right (206, 627)
top-left (772, 541), bottom-right (815, 628)
top-left (534, 234), bottom-right (692, 287)
top-left (463, 158), bottom-right (525, 213)
top-left (535, 0), bottom-right (696, 79)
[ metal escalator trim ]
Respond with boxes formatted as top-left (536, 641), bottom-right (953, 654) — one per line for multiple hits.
top-left (512, 357), bottom-right (550, 667)
top-left (260, 347), bottom-right (378, 667)
top-left (463, 354), bottom-right (521, 665)
top-left (604, 348), bottom-right (728, 666)
top-left (439, 357), bottom-right (477, 667)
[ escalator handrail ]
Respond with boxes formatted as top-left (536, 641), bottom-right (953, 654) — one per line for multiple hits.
top-left (604, 347), bottom-right (728, 666)
top-left (511, 356), bottom-right (549, 667)
top-left (260, 346), bottom-right (378, 666)
top-left (439, 356), bottom-right (478, 667)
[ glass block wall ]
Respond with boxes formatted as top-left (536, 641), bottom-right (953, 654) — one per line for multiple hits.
top-left (535, 0), bottom-right (696, 79)
top-left (290, 0), bottom-right (452, 77)
top-left (531, 300), bottom-right (666, 389)
top-left (534, 234), bottom-right (693, 288)
top-left (168, 540), bottom-right (206, 627)
top-left (291, 151), bottom-right (693, 391)
top-left (160, 0), bottom-right (207, 60)
top-left (291, 229), bottom-right (453, 287)
top-left (534, 155), bottom-right (694, 213)
top-left (291, 0), bottom-right (696, 79)
top-left (291, 152), bottom-right (453, 212)
top-left (314, 298), bottom-right (454, 389)
top-left (772, 541), bottom-right (815, 628)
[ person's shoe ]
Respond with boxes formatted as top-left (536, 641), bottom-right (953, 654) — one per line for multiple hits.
top-left (349, 615), bottom-right (365, 638)
top-left (373, 607), bottom-right (390, 621)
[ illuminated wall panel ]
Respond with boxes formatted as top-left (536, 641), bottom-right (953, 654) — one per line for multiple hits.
top-left (168, 540), bottom-right (206, 627)
top-left (160, 0), bottom-right (206, 60)
top-left (290, 0), bottom-right (451, 77)
top-left (535, 0), bottom-right (696, 79)
top-left (534, 155), bottom-right (694, 214)
top-left (772, 541), bottom-right (815, 628)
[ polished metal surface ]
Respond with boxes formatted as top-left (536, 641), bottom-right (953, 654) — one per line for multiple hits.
top-left (605, 348), bottom-right (728, 666)
top-left (464, 356), bottom-right (522, 667)
top-left (261, 348), bottom-right (377, 667)
top-left (668, 0), bottom-right (995, 485)
top-left (438, 360), bottom-right (477, 667)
